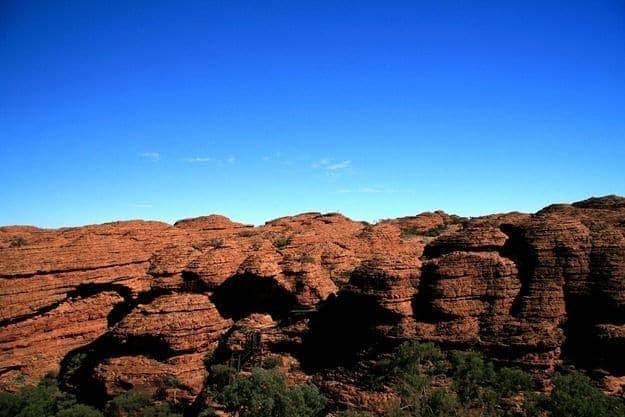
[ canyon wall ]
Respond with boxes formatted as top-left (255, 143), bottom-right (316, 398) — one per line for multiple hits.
top-left (1, 196), bottom-right (625, 405)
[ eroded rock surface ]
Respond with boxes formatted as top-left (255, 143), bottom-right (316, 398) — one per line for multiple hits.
top-left (1, 196), bottom-right (625, 403)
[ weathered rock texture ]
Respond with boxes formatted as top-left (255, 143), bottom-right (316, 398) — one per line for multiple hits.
top-left (1, 196), bottom-right (625, 405)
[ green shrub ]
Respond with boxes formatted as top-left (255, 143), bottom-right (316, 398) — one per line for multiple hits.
top-left (450, 351), bottom-right (495, 404)
top-left (0, 376), bottom-right (103, 417)
top-left (273, 235), bottom-right (292, 249)
top-left (0, 375), bottom-right (183, 417)
top-left (104, 390), bottom-right (182, 417)
top-left (299, 252), bottom-right (315, 264)
top-left (382, 341), bottom-right (446, 380)
top-left (237, 230), bottom-right (257, 237)
top-left (64, 353), bottom-right (88, 379)
top-left (421, 388), bottom-right (461, 417)
top-left (57, 404), bottom-right (105, 417)
top-left (400, 226), bottom-right (420, 238)
top-left (546, 371), bottom-right (625, 417)
top-left (130, 403), bottom-right (181, 417)
top-left (217, 368), bottom-right (326, 417)
top-left (207, 238), bottom-right (225, 249)
top-left (203, 351), bottom-right (216, 369)
top-left (383, 401), bottom-right (408, 417)
top-left (261, 355), bottom-right (283, 369)
top-left (494, 367), bottom-right (533, 397)
top-left (8, 236), bottom-right (28, 248)
top-left (423, 224), bottom-right (448, 237)
top-left (104, 390), bottom-right (152, 417)
top-left (335, 410), bottom-right (376, 417)
top-left (207, 364), bottom-right (237, 390)
top-left (365, 341), bottom-right (444, 390)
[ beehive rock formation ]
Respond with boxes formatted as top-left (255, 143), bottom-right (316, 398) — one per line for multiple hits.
top-left (1, 195), bottom-right (625, 405)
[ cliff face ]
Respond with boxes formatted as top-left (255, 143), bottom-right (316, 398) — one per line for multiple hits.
top-left (1, 196), bottom-right (625, 406)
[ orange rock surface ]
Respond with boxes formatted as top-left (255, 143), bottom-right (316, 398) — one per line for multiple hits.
top-left (1, 196), bottom-right (625, 402)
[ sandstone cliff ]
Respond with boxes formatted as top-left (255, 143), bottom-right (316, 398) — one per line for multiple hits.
top-left (1, 196), bottom-right (625, 407)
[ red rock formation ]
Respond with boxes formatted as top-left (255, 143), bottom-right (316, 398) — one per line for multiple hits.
top-left (1, 196), bottom-right (625, 403)
top-left (0, 292), bottom-right (123, 390)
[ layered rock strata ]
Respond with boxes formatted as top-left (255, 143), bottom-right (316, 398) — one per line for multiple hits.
top-left (1, 196), bottom-right (624, 405)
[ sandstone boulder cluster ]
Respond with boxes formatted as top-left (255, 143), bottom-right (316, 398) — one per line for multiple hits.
top-left (1, 196), bottom-right (625, 406)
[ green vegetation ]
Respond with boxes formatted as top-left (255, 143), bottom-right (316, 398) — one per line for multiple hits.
top-left (261, 355), bottom-right (283, 369)
top-left (546, 372), bottom-right (625, 417)
top-left (399, 226), bottom-right (420, 238)
top-left (2, 343), bottom-right (624, 417)
top-left (203, 350), bottom-right (216, 369)
top-left (348, 341), bottom-right (625, 417)
top-left (423, 223), bottom-right (448, 237)
top-left (400, 221), bottom-right (457, 239)
top-left (299, 252), bottom-right (315, 264)
top-left (8, 236), bottom-right (28, 248)
top-left (273, 234), bottom-right (292, 249)
top-left (237, 229), bottom-right (258, 237)
top-left (335, 411), bottom-right (375, 417)
top-left (207, 238), bottom-right (225, 249)
top-left (0, 376), bottom-right (181, 417)
top-left (206, 366), bottom-right (326, 417)
top-left (105, 390), bottom-right (180, 417)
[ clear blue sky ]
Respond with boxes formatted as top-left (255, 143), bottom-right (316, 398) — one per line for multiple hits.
top-left (1, 1), bottom-right (624, 227)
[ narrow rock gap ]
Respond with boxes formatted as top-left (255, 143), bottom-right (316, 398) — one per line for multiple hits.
top-left (561, 231), bottom-right (625, 375)
top-left (498, 224), bottom-right (534, 318)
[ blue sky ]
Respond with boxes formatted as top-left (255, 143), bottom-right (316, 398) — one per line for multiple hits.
top-left (1, 1), bottom-right (624, 227)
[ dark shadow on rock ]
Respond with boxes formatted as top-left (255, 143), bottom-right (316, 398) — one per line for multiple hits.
top-left (211, 273), bottom-right (298, 321)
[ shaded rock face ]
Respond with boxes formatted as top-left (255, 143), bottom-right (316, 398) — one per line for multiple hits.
top-left (1, 196), bottom-right (625, 405)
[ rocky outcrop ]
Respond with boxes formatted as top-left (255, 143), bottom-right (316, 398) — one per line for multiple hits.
top-left (1, 196), bottom-right (625, 404)
top-left (0, 292), bottom-right (123, 390)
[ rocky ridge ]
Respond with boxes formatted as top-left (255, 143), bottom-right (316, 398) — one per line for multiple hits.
top-left (1, 196), bottom-right (625, 408)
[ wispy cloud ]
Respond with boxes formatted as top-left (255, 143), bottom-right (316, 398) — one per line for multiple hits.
top-left (326, 160), bottom-right (351, 171)
top-left (184, 157), bottom-right (213, 163)
top-left (312, 158), bottom-right (351, 177)
top-left (335, 186), bottom-right (412, 194)
top-left (139, 152), bottom-right (160, 162)
top-left (227, 156), bottom-right (236, 164)
top-left (312, 158), bottom-right (351, 170)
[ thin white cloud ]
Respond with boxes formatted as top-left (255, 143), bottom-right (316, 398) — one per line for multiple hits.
top-left (184, 157), bottom-right (213, 163)
top-left (326, 160), bottom-right (351, 171)
top-left (334, 186), bottom-right (412, 194)
top-left (315, 159), bottom-right (351, 179)
top-left (311, 158), bottom-right (351, 175)
top-left (227, 156), bottom-right (236, 164)
top-left (139, 152), bottom-right (160, 161)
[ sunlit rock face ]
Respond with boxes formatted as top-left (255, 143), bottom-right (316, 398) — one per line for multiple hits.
top-left (2, 195), bottom-right (625, 403)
